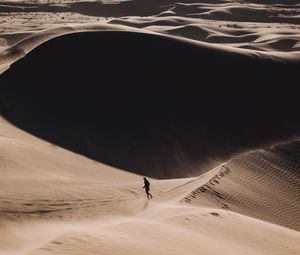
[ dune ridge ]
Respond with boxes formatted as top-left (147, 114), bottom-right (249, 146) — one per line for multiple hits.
top-left (181, 140), bottom-right (300, 231)
top-left (0, 117), bottom-right (299, 255)
top-left (0, 24), bottom-right (146, 72)
top-left (0, 0), bottom-right (299, 58)
top-left (1, 30), bottom-right (300, 178)
top-left (0, 1), bottom-right (299, 254)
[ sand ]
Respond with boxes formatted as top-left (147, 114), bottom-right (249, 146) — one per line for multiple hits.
top-left (0, 0), bottom-right (299, 56)
top-left (0, 117), bottom-right (299, 255)
top-left (0, 0), bottom-right (300, 254)
top-left (1, 29), bottom-right (300, 178)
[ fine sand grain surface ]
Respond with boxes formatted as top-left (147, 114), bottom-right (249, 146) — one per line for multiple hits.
top-left (0, 0), bottom-right (299, 56)
top-left (0, 117), bottom-right (300, 255)
top-left (0, 0), bottom-right (300, 254)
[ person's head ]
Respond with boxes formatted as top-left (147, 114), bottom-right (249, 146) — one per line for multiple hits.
top-left (143, 177), bottom-right (147, 181)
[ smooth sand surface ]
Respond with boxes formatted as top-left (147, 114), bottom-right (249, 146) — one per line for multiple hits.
top-left (0, 0), bottom-right (299, 254)
top-left (0, 117), bottom-right (300, 255)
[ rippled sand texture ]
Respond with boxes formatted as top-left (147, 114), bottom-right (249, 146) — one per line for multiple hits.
top-left (0, 0), bottom-right (300, 57)
top-left (0, 1), bottom-right (300, 255)
top-left (0, 117), bottom-right (300, 255)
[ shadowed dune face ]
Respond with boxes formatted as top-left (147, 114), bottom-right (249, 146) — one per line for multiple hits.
top-left (0, 31), bottom-right (300, 178)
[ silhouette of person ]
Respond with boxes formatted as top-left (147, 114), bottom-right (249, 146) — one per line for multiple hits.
top-left (143, 177), bottom-right (153, 199)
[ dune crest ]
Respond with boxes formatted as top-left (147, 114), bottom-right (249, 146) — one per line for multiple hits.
top-left (0, 1), bottom-right (299, 254)
top-left (182, 141), bottom-right (300, 231)
top-left (0, 0), bottom-right (299, 59)
top-left (0, 117), bottom-right (300, 255)
top-left (1, 30), bottom-right (300, 178)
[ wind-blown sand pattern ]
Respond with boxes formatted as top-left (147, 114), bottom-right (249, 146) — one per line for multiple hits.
top-left (0, 0), bottom-right (300, 56)
top-left (0, 117), bottom-right (300, 255)
top-left (0, 0), bottom-right (300, 254)
top-left (182, 144), bottom-right (300, 231)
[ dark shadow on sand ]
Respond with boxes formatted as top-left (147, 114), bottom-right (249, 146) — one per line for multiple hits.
top-left (0, 31), bottom-right (300, 178)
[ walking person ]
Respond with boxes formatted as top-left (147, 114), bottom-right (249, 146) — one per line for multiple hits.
top-left (143, 177), bottom-right (153, 199)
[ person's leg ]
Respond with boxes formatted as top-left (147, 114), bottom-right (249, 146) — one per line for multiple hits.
top-left (146, 189), bottom-right (150, 199)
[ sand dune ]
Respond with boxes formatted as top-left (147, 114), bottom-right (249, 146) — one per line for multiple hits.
top-left (0, 117), bottom-right (300, 255)
top-left (1, 29), bottom-right (300, 178)
top-left (0, 0), bottom-right (299, 56)
top-left (181, 141), bottom-right (300, 231)
top-left (0, 116), bottom-right (141, 217)
top-left (0, 1), bottom-right (300, 254)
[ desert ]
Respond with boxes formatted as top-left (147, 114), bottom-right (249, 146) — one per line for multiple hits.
top-left (0, 0), bottom-right (299, 254)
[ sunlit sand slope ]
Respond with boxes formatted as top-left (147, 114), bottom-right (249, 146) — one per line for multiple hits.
top-left (0, 118), bottom-right (299, 255)
top-left (182, 141), bottom-right (300, 231)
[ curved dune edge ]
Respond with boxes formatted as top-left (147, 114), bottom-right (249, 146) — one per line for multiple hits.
top-left (1, 22), bottom-right (300, 75)
top-left (0, 0), bottom-right (300, 63)
top-left (0, 117), bottom-right (299, 255)
top-left (0, 24), bottom-right (144, 72)
top-left (1, 29), bottom-right (300, 178)
top-left (0, 1), bottom-right (299, 254)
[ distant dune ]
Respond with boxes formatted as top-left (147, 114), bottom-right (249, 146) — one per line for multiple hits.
top-left (0, 30), bottom-right (300, 178)
top-left (0, 1), bottom-right (299, 254)
top-left (0, 0), bottom-right (300, 55)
